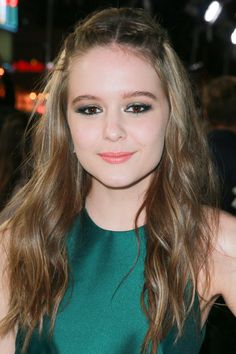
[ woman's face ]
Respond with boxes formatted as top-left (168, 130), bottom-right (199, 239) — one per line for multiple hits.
top-left (67, 45), bottom-right (170, 191)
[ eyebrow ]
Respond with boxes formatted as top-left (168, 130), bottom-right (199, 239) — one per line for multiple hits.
top-left (72, 95), bottom-right (99, 104)
top-left (122, 91), bottom-right (157, 100)
top-left (72, 91), bottom-right (157, 104)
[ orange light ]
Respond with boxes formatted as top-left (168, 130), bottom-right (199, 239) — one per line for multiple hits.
top-left (13, 60), bottom-right (45, 73)
top-left (6, 0), bottom-right (18, 7)
top-left (29, 92), bottom-right (37, 100)
top-left (36, 104), bottom-right (46, 115)
top-left (0, 68), bottom-right (5, 76)
top-left (37, 93), bottom-right (45, 101)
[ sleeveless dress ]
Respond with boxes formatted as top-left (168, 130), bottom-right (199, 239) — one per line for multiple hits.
top-left (15, 209), bottom-right (205, 354)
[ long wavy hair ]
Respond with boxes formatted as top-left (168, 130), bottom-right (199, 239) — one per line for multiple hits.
top-left (0, 7), bottom-right (218, 353)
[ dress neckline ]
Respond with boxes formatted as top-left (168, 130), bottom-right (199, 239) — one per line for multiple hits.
top-left (82, 208), bottom-right (145, 236)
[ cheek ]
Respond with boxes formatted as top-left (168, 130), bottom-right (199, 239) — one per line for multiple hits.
top-left (137, 120), bottom-right (167, 169)
top-left (69, 122), bottom-right (97, 152)
top-left (136, 120), bottom-right (167, 149)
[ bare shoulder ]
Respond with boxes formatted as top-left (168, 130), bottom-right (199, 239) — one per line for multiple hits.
top-left (216, 211), bottom-right (236, 257)
top-left (0, 222), bottom-right (16, 353)
top-left (210, 211), bottom-right (236, 315)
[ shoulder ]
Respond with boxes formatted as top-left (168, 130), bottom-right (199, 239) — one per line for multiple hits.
top-left (217, 211), bottom-right (236, 256)
top-left (210, 211), bottom-right (236, 315)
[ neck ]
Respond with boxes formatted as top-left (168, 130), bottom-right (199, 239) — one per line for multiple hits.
top-left (85, 181), bottom-right (147, 231)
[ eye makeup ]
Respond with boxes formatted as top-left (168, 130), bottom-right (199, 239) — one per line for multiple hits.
top-left (75, 105), bottom-right (103, 115)
top-left (125, 103), bottom-right (152, 114)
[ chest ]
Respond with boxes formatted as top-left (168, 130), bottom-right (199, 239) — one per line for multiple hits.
top-left (15, 217), bottom-right (204, 353)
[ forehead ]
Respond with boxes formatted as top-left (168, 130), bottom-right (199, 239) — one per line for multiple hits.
top-left (67, 45), bottom-right (166, 99)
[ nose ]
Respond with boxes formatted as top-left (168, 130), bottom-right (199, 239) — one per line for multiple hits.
top-left (103, 113), bottom-right (127, 142)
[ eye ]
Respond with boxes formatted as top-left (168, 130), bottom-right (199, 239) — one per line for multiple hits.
top-left (125, 103), bottom-right (152, 114)
top-left (76, 105), bottom-right (102, 115)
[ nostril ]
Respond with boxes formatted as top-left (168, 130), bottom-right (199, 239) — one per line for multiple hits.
top-left (103, 121), bottom-right (126, 141)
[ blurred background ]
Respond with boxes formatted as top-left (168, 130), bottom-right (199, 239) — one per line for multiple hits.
top-left (0, 0), bottom-right (236, 112)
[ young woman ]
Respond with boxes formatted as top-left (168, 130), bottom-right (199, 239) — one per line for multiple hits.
top-left (0, 7), bottom-right (235, 354)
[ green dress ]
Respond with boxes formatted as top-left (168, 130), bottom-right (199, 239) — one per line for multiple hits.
top-left (15, 210), bottom-right (205, 354)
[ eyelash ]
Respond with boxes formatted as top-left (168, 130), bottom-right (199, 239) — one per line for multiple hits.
top-left (76, 105), bottom-right (102, 115)
top-left (75, 103), bottom-right (152, 116)
top-left (125, 103), bottom-right (152, 114)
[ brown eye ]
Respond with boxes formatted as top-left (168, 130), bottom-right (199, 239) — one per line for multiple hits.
top-left (76, 105), bottom-right (102, 115)
top-left (133, 105), bottom-right (142, 113)
top-left (125, 103), bottom-right (152, 115)
top-left (87, 106), bottom-right (98, 114)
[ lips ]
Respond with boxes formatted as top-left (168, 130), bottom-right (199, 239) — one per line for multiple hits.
top-left (98, 152), bottom-right (135, 164)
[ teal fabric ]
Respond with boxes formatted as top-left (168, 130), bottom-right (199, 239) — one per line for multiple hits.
top-left (15, 210), bottom-right (205, 354)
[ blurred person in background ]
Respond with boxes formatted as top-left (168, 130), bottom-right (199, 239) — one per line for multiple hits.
top-left (200, 76), bottom-right (236, 354)
top-left (204, 76), bottom-right (236, 216)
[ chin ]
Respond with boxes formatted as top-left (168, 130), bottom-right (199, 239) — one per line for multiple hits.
top-left (103, 181), bottom-right (134, 190)
top-left (94, 175), bottom-right (137, 190)
top-left (96, 173), bottom-right (151, 190)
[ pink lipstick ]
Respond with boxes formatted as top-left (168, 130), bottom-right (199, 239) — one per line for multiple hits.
top-left (98, 152), bottom-right (135, 164)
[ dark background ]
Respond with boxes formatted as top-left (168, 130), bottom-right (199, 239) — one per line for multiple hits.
top-left (12, 0), bottom-right (236, 93)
